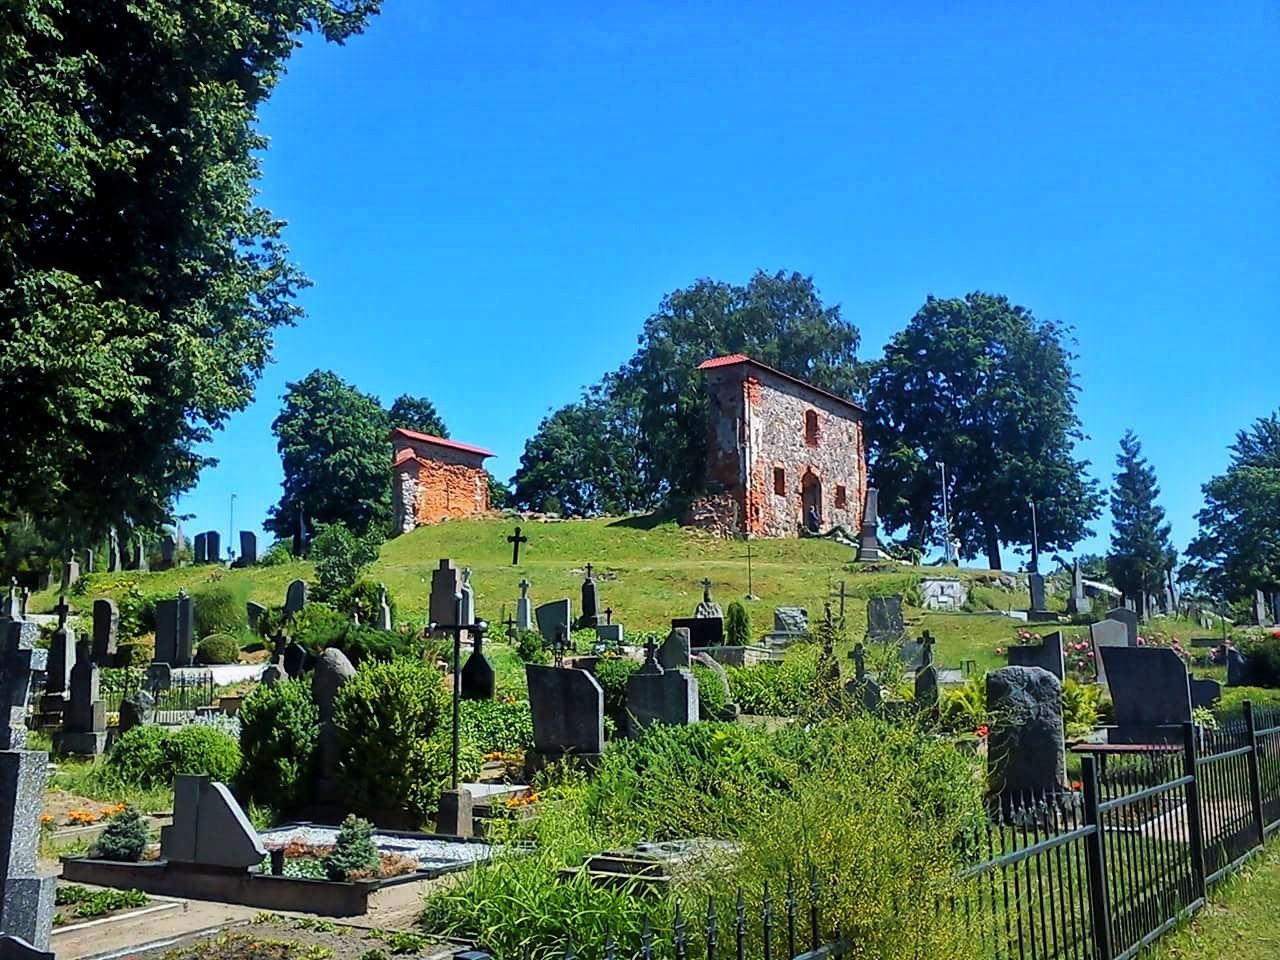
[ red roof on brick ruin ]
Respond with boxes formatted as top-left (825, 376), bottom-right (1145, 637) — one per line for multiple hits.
top-left (696, 354), bottom-right (865, 413)
top-left (390, 428), bottom-right (495, 459)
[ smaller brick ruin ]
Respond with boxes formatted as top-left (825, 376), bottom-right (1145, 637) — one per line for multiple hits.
top-left (391, 428), bottom-right (494, 534)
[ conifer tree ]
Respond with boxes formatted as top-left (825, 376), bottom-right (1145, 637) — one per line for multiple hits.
top-left (1106, 431), bottom-right (1175, 608)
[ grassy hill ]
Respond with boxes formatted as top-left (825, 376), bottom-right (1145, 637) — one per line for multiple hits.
top-left (38, 515), bottom-right (1208, 673)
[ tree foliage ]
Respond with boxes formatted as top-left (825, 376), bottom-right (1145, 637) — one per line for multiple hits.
top-left (0, 0), bottom-right (380, 535)
top-left (388, 394), bottom-right (449, 438)
top-left (1105, 431), bottom-right (1175, 605)
top-left (512, 271), bottom-right (862, 512)
top-left (867, 292), bottom-right (1100, 569)
top-left (1184, 412), bottom-right (1280, 601)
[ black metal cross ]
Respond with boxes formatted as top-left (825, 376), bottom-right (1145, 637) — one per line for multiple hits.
top-left (604, 607), bottom-right (613, 625)
top-left (552, 626), bottom-right (569, 668)
top-left (851, 643), bottom-right (866, 682)
top-left (585, 562), bottom-right (594, 581)
top-left (507, 526), bottom-right (528, 565)
top-left (920, 630), bottom-right (936, 668)
top-left (54, 594), bottom-right (70, 626)
top-left (429, 596), bottom-right (489, 790)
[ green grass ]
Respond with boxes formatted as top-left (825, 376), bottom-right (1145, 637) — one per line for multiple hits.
top-left (48, 756), bottom-right (174, 813)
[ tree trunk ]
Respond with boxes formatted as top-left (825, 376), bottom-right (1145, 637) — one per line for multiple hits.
top-left (984, 519), bottom-right (1002, 570)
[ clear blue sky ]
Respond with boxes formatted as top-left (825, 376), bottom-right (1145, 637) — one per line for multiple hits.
top-left (182, 2), bottom-right (1278, 568)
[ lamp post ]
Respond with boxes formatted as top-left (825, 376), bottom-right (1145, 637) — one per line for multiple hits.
top-left (1028, 499), bottom-right (1040, 573)
top-left (430, 593), bottom-right (488, 790)
top-left (936, 462), bottom-right (952, 565)
top-left (228, 493), bottom-right (237, 565)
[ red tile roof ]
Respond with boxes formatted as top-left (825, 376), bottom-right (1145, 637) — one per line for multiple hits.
top-left (696, 354), bottom-right (865, 413)
top-left (390, 428), bottom-right (495, 459)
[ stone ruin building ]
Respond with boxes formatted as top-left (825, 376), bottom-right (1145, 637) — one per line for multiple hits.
top-left (687, 353), bottom-right (867, 538)
top-left (391, 428), bottom-right (495, 534)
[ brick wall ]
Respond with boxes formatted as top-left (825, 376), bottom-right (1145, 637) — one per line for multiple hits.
top-left (391, 436), bottom-right (490, 531)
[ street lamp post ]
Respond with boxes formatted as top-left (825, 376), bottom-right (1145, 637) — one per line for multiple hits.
top-left (936, 462), bottom-right (952, 565)
top-left (228, 493), bottom-right (237, 565)
top-left (1028, 499), bottom-right (1040, 573)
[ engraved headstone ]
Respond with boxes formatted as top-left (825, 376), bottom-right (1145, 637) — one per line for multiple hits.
top-left (525, 664), bottom-right (604, 760)
top-left (516, 578), bottom-right (534, 631)
top-left (626, 660), bottom-right (699, 735)
top-left (1106, 608), bottom-right (1139, 646)
top-left (535, 598), bottom-right (572, 647)
top-left (1089, 618), bottom-right (1129, 684)
top-left (160, 775), bottom-right (267, 869)
top-left (1007, 630), bottom-right (1065, 681)
top-left (1099, 646), bottom-right (1192, 745)
top-left (238, 531), bottom-right (257, 566)
top-left (284, 579), bottom-right (307, 618)
top-left (866, 595), bottom-right (905, 643)
top-left (0, 750), bottom-right (57, 950)
top-left (0, 622), bottom-right (39, 750)
top-left (91, 600), bottom-right (118, 665)
top-left (56, 641), bottom-right (106, 756)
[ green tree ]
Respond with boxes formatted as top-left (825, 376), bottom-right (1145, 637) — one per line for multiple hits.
top-left (1184, 412), bottom-right (1280, 601)
top-left (867, 292), bottom-right (1100, 570)
top-left (388, 395), bottom-right (449, 438)
top-left (0, 1), bottom-right (380, 536)
top-left (266, 371), bottom-right (391, 538)
top-left (1105, 431), bottom-right (1175, 607)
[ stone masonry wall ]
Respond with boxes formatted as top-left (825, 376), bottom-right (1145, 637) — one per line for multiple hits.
top-left (392, 437), bottom-right (490, 531)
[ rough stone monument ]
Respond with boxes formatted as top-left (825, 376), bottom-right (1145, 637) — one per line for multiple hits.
top-left (693, 578), bottom-right (723, 619)
top-left (0, 749), bottom-right (56, 952)
top-left (656, 627), bottom-right (692, 671)
top-left (986, 666), bottom-right (1067, 807)
top-left (312, 649), bottom-right (356, 804)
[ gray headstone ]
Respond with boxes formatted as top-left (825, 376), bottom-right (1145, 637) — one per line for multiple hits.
top-left (461, 637), bottom-right (496, 701)
top-left (204, 530), bottom-right (221, 564)
top-left (986, 666), bottom-right (1066, 805)
top-left (0, 622), bottom-right (39, 750)
top-left (856, 487), bottom-right (886, 561)
top-left (670, 617), bottom-right (723, 648)
top-left (312, 649), bottom-right (356, 794)
top-left (192, 532), bottom-right (208, 565)
top-left (1190, 677), bottom-right (1222, 710)
top-left (914, 663), bottom-right (938, 714)
top-left (107, 527), bottom-right (121, 572)
top-left (43, 610), bottom-right (73, 697)
top-left (154, 597), bottom-right (177, 665)
top-left (657, 628), bottom-right (692, 671)
top-left (1089, 619), bottom-right (1129, 684)
top-left (1098, 646), bottom-right (1192, 744)
top-left (516, 579), bottom-right (534, 631)
top-left (58, 642), bottom-right (106, 755)
top-left (595, 623), bottom-right (624, 646)
top-left (238, 531), bottom-right (257, 566)
top-left (429, 560), bottom-right (462, 630)
top-left (245, 601), bottom-right (266, 631)
top-left (694, 581), bottom-right (722, 620)
top-left (1105, 608), bottom-right (1139, 646)
top-left (1008, 631), bottom-right (1065, 681)
top-left (866, 595), bottom-right (905, 643)
top-left (1226, 646), bottom-right (1250, 687)
top-left (773, 607), bottom-right (809, 635)
top-left (536, 599), bottom-right (572, 646)
top-left (0, 751), bottom-right (55, 950)
top-left (91, 600), bottom-right (118, 665)
top-left (526, 664), bottom-right (604, 757)
top-left (627, 663), bottom-right (699, 735)
top-left (118, 699), bottom-right (145, 735)
top-left (160, 775), bottom-right (266, 870)
top-left (284, 579), bottom-right (307, 618)
top-left (921, 578), bottom-right (967, 610)
top-left (1028, 573), bottom-right (1048, 613)
top-left (459, 568), bottom-right (475, 629)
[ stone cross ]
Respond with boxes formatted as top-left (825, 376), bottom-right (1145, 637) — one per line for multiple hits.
top-left (18, 588), bottom-right (30, 620)
top-left (852, 642), bottom-right (866, 682)
top-left (920, 631), bottom-right (936, 667)
top-left (701, 577), bottom-right (713, 599)
top-left (507, 526), bottom-right (528, 565)
top-left (643, 634), bottom-right (660, 665)
top-left (0, 750), bottom-right (57, 949)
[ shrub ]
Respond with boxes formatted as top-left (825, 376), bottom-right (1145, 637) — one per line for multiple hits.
top-left (93, 806), bottom-right (151, 862)
top-left (114, 642), bottom-right (150, 667)
top-left (593, 658), bottom-right (640, 728)
top-left (939, 676), bottom-right (986, 734)
top-left (459, 699), bottom-right (534, 754)
top-left (726, 647), bottom-right (820, 716)
top-left (515, 630), bottom-right (549, 664)
top-left (691, 664), bottom-right (729, 719)
top-left (333, 580), bottom-right (395, 628)
top-left (1215, 686), bottom-right (1280, 720)
top-left (195, 633), bottom-right (241, 665)
top-left (310, 523), bottom-right (382, 600)
top-left (115, 584), bottom-right (158, 641)
top-left (1245, 633), bottom-right (1280, 687)
top-left (191, 583), bottom-right (248, 639)
top-left (106, 726), bottom-right (168, 786)
top-left (289, 602), bottom-right (347, 649)
top-left (322, 815), bottom-right (380, 881)
top-left (725, 601), bottom-right (752, 646)
top-left (325, 623), bottom-right (416, 666)
top-left (237, 679), bottom-right (320, 812)
top-left (1061, 678), bottom-right (1102, 738)
top-left (259, 540), bottom-right (294, 567)
top-left (332, 659), bottom-right (450, 820)
top-left (107, 724), bottom-right (241, 787)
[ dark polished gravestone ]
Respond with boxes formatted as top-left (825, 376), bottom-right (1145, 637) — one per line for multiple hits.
top-left (460, 634), bottom-right (496, 701)
top-left (866, 595), bottom-right (905, 643)
top-left (0, 749), bottom-right (56, 952)
top-left (579, 564), bottom-right (600, 628)
top-left (1098, 646), bottom-right (1192, 745)
top-left (1007, 630), bottom-right (1065, 681)
top-left (91, 599), bottom-right (118, 666)
top-left (238, 531), bottom-right (258, 567)
top-left (525, 664), bottom-right (604, 764)
top-left (986, 666), bottom-right (1067, 808)
top-left (670, 616), bottom-right (723, 649)
top-left (626, 652), bottom-right (699, 737)
top-left (284, 579), bottom-right (308, 619)
top-left (192, 532), bottom-right (208, 565)
top-left (55, 642), bottom-right (106, 756)
top-left (203, 530), bottom-right (221, 564)
top-left (153, 593), bottom-right (194, 666)
top-left (1190, 677), bottom-right (1222, 710)
top-left (535, 598), bottom-right (572, 647)
top-left (160, 775), bottom-right (267, 870)
top-left (1, 622), bottom-right (40, 750)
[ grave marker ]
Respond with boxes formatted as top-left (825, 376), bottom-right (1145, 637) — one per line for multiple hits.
top-left (0, 622), bottom-right (40, 750)
top-left (160, 774), bottom-right (267, 870)
top-left (986, 666), bottom-right (1067, 807)
top-left (866, 595), bottom-right (905, 644)
top-left (855, 487), bottom-right (886, 561)
top-left (694, 578), bottom-right (723, 619)
top-left (1089, 619), bottom-right (1129, 684)
top-left (284, 579), bottom-right (307, 618)
top-left (525, 664), bottom-right (604, 762)
top-left (56, 641), bottom-right (106, 756)
top-left (579, 563), bottom-right (600, 627)
top-left (91, 600), bottom-right (118, 665)
top-left (1105, 607), bottom-right (1139, 646)
top-left (536, 598), bottom-right (572, 648)
top-left (657, 628), bottom-right (691, 670)
top-left (1008, 630), bottom-right (1065, 681)
top-left (0, 750), bottom-right (56, 950)
top-left (193, 532), bottom-right (208, 565)
top-left (670, 616), bottom-right (723, 648)
top-left (238, 531), bottom-right (258, 566)
top-left (204, 530), bottom-right (221, 564)
top-left (507, 526), bottom-right (528, 565)
top-left (516, 578), bottom-right (534, 631)
top-left (1098, 646), bottom-right (1192, 745)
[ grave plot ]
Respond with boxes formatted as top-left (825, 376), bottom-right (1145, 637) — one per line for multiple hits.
top-left (258, 824), bottom-right (494, 880)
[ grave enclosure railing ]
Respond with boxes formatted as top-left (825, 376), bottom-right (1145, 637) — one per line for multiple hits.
top-left (955, 701), bottom-right (1280, 960)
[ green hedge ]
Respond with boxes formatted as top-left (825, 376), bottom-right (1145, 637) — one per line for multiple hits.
top-left (237, 679), bottom-right (319, 812)
top-left (107, 724), bottom-right (240, 787)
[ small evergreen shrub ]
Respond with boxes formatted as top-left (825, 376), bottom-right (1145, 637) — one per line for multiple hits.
top-left (310, 523), bottom-right (381, 600)
top-left (114, 642), bottom-right (149, 667)
top-left (322, 814), bottom-right (380, 881)
top-left (289, 602), bottom-right (347, 649)
top-left (725, 601), bottom-right (752, 646)
top-left (237, 679), bottom-right (320, 812)
top-left (93, 806), bottom-right (151, 862)
top-left (195, 633), bottom-right (241, 665)
top-left (726, 647), bottom-right (821, 716)
top-left (162, 725), bottom-right (241, 782)
top-left (191, 583), bottom-right (248, 638)
top-left (514, 629), bottom-right (549, 664)
top-left (333, 580), bottom-right (395, 628)
top-left (259, 541), bottom-right (295, 567)
top-left (106, 726), bottom-right (168, 785)
top-left (459, 699), bottom-right (534, 754)
top-left (1245, 634), bottom-right (1280, 688)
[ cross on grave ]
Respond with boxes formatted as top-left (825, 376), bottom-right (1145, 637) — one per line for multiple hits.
top-left (829, 581), bottom-right (848, 626)
top-left (429, 597), bottom-right (490, 790)
top-left (507, 526), bottom-right (528, 565)
top-left (503, 613), bottom-right (517, 641)
top-left (552, 626), bottom-right (570, 668)
top-left (701, 577), bottom-right (713, 597)
top-left (643, 634), bottom-right (660, 665)
top-left (851, 642), bottom-right (867, 682)
top-left (604, 607), bottom-right (613, 625)
top-left (920, 631), bottom-right (936, 668)
top-left (585, 563), bottom-right (594, 581)
top-left (519, 578), bottom-right (531, 599)
top-left (54, 594), bottom-right (70, 627)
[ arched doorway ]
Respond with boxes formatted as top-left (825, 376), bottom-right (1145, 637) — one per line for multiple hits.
top-left (801, 471), bottom-right (822, 532)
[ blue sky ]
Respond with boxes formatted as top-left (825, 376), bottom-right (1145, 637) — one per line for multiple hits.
top-left (182, 2), bottom-right (1278, 567)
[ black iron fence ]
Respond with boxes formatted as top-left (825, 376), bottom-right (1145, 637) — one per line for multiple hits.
top-left (99, 666), bottom-right (217, 723)
top-left (957, 702), bottom-right (1280, 960)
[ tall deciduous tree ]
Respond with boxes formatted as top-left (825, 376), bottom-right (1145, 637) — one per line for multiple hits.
top-left (1184, 412), bottom-right (1280, 601)
top-left (0, 1), bottom-right (380, 536)
top-left (867, 292), bottom-right (1100, 569)
top-left (1106, 431), bottom-right (1175, 607)
top-left (266, 371), bottom-right (391, 538)
top-left (388, 395), bottom-right (449, 438)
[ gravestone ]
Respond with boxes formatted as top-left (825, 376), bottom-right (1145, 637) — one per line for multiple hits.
top-left (986, 666), bottom-right (1067, 806)
top-left (1065, 560), bottom-right (1087, 615)
top-left (1098, 646), bottom-right (1192, 745)
top-left (204, 530), bottom-right (221, 564)
top-left (774, 607), bottom-right (809, 636)
top-left (378, 584), bottom-right (392, 631)
top-left (158, 536), bottom-right (175, 570)
top-left (15, 592), bottom-right (26, 622)
top-left (855, 487), bottom-right (886, 561)
top-left (516, 579), bottom-right (534, 631)
top-left (579, 564), bottom-right (600, 628)
top-left (312, 649), bottom-right (356, 801)
top-left (107, 527), bottom-right (121, 572)
top-left (1089, 619), bottom-right (1129, 684)
top-left (133, 537), bottom-right (149, 573)
top-left (694, 578), bottom-right (723, 619)
top-left (536, 598), bottom-right (572, 647)
top-left (461, 634), bottom-right (496, 701)
top-left (193, 532), bottom-right (208, 565)
top-left (62, 560), bottom-right (80, 592)
top-left (0, 750), bottom-right (56, 951)
top-left (626, 652), bottom-right (699, 736)
top-left (82, 548), bottom-right (94, 575)
top-left (921, 578), bottom-right (967, 610)
top-left (595, 623), bottom-right (624, 646)
top-left (154, 593), bottom-right (194, 666)
top-left (259, 664), bottom-right (281, 686)
top-left (117, 699), bottom-right (146, 736)
top-left (525, 664), bottom-right (604, 761)
top-left (459, 568), bottom-right (475, 628)
top-left (1027, 573), bottom-right (1049, 616)
top-left (429, 560), bottom-right (463, 633)
top-left (845, 643), bottom-right (882, 711)
top-left (670, 616), bottom-right (724, 648)
top-left (1190, 677), bottom-right (1222, 710)
top-left (91, 599), bottom-right (118, 665)
top-left (56, 641), bottom-right (106, 756)
top-left (284, 579), bottom-right (307, 618)
top-left (1255, 590), bottom-right (1272, 627)
top-left (245, 601), bottom-right (266, 632)
top-left (0, 621), bottom-right (40, 750)
top-left (1105, 608), bottom-right (1139, 646)
top-left (43, 599), bottom-right (74, 701)
top-left (160, 774), bottom-right (267, 870)
top-left (657, 628), bottom-right (691, 670)
top-left (282, 642), bottom-right (307, 679)
top-left (866, 595), bottom-right (905, 643)
top-left (238, 531), bottom-right (257, 566)
top-left (145, 661), bottom-right (172, 693)
top-left (1007, 630), bottom-right (1065, 681)
top-left (1226, 646), bottom-right (1250, 687)
top-left (913, 634), bottom-right (938, 715)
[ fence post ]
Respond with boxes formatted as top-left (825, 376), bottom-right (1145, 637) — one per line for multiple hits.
top-left (1081, 755), bottom-right (1115, 960)
top-left (1244, 701), bottom-right (1267, 848)
top-left (1183, 721), bottom-right (1208, 902)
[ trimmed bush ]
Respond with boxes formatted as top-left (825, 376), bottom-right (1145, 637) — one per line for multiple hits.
top-left (237, 679), bottom-right (320, 812)
top-left (191, 583), bottom-right (248, 639)
top-left (1245, 634), bottom-right (1280, 688)
top-left (515, 629), bottom-right (549, 665)
top-left (332, 659), bottom-right (450, 820)
top-left (93, 806), bottom-right (151, 862)
top-left (195, 633), bottom-right (241, 665)
top-left (691, 663), bottom-right (729, 719)
top-left (106, 724), bottom-right (240, 787)
top-left (322, 814), bottom-right (380, 880)
top-left (114, 642), bottom-right (150, 667)
top-left (725, 601), bottom-right (751, 646)
top-left (105, 726), bottom-right (167, 786)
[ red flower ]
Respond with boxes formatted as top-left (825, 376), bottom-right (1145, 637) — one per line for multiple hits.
top-left (976, 725), bottom-right (990, 738)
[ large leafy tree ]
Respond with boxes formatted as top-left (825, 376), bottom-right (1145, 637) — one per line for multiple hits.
top-left (0, 1), bottom-right (380, 537)
top-left (512, 271), bottom-right (862, 512)
top-left (1184, 412), bottom-right (1280, 601)
top-left (867, 292), bottom-right (1100, 570)
top-left (266, 371), bottom-right (391, 538)
top-left (388, 395), bottom-right (449, 438)
top-left (1106, 431), bottom-right (1175, 606)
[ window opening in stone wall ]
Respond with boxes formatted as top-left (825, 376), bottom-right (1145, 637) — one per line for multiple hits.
top-left (805, 410), bottom-right (819, 446)
top-left (835, 485), bottom-right (847, 509)
top-left (773, 467), bottom-right (786, 496)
